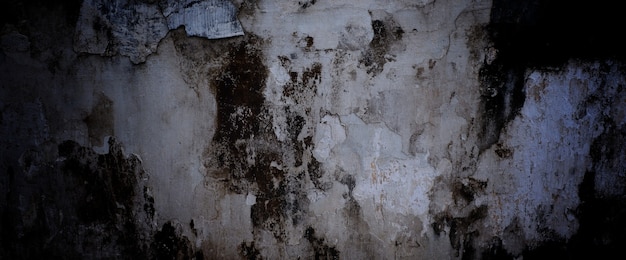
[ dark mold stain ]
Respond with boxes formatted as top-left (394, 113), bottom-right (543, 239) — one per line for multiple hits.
top-left (212, 36), bottom-right (268, 145)
top-left (558, 123), bottom-right (626, 259)
top-left (477, 61), bottom-right (525, 152)
top-left (304, 226), bottom-right (340, 260)
top-left (1, 138), bottom-right (154, 258)
top-left (83, 93), bottom-right (114, 147)
top-left (452, 177), bottom-right (487, 205)
top-left (490, 0), bottom-right (626, 67)
top-left (308, 157), bottom-right (331, 191)
top-left (432, 205), bottom-right (489, 259)
top-left (305, 36), bottom-right (314, 49)
top-left (286, 107), bottom-right (305, 166)
top-left (285, 172), bottom-right (309, 226)
top-left (494, 143), bottom-right (513, 158)
top-left (283, 62), bottom-right (321, 99)
top-left (299, 0), bottom-right (317, 9)
top-left (359, 18), bottom-right (404, 76)
top-left (0, 0), bottom-right (82, 27)
top-left (478, 0), bottom-right (626, 152)
top-left (337, 171), bottom-right (375, 258)
top-left (431, 174), bottom-right (491, 258)
top-left (239, 241), bottom-right (262, 260)
top-left (152, 221), bottom-right (194, 260)
top-left (206, 37), bottom-right (321, 244)
top-left (339, 173), bottom-right (356, 194)
top-left (479, 237), bottom-right (514, 260)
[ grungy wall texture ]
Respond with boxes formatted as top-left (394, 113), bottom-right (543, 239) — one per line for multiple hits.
top-left (1, 0), bottom-right (625, 259)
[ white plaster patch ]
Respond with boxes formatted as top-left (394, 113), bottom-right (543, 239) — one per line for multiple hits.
top-left (312, 115), bottom-right (346, 161)
top-left (337, 113), bottom-right (436, 236)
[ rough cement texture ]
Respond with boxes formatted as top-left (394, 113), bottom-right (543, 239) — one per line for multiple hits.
top-left (1, 0), bottom-right (625, 259)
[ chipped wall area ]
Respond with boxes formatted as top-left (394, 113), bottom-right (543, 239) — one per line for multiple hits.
top-left (1, 0), bottom-right (625, 259)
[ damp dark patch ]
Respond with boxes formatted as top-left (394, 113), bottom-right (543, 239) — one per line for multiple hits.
top-left (239, 241), bottom-right (262, 260)
top-left (308, 157), bottom-right (331, 191)
top-left (247, 152), bottom-right (289, 238)
top-left (0, 0), bottom-right (82, 27)
top-left (286, 107), bottom-right (305, 166)
top-left (337, 171), bottom-right (374, 257)
top-left (84, 93), bottom-right (114, 147)
top-left (285, 171), bottom-right (310, 226)
top-left (494, 143), bottom-right (513, 158)
top-left (206, 37), bottom-right (324, 246)
top-left (299, 0), bottom-right (317, 9)
top-left (557, 123), bottom-right (626, 259)
top-left (304, 226), bottom-right (340, 260)
top-left (339, 174), bottom-right (356, 194)
top-left (477, 61), bottom-right (525, 152)
top-left (152, 221), bottom-right (194, 260)
top-left (305, 36), bottom-right (314, 48)
top-left (284, 62), bottom-right (321, 99)
top-left (432, 205), bottom-right (488, 259)
top-left (479, 237), bottom-right (514, 260)
top-left (489, 0), bottom-right (626, 67)
top-left (359, 18), bottom-right (404, 76)
top-left (212, 36), bottom-right (268, 145)
top-left (506, 127), bottom-right (626, 259)
top-left (452, 178), bottom-right (487, 205)
top-left (478, 0), bottom-right (626, 152)
top-left (1, 138), bottom-right (153, 258)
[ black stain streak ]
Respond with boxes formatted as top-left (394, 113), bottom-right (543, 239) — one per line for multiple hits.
top-left (479, 0), bottom-right (626, 152)
top-left (84, 93), bottom-right (114, 147)
top-left (308, 157), bottom-right (330, 191)
top-left (152, 221), bottom-right (194, 260)
top-left (432, 205), bottom-right (488, 260)
top-left (490, 0), bottom-right (626, 66)
top-left (452, 178), bottom-right (487, 205)
top-left (431, 175), bottom-right (490, 260)
top-left (208, 37), bottom-right (319, 243)
top-left (477, 59), bottom-right (525, 152)
top-left (494, 143), bottom-right (513, 158)
top-left (212, 36), bottom-right (268, 146)
top-left (359, 18), bottom-right (404, 76)
top-left (239, 241), bottom-right (262, 260)
top-left (298, 0), bottom-right (317, 9)
top-left (305, 226), bottom-right (340, 260)
top-left (469, 1), bottom-right (626, 257)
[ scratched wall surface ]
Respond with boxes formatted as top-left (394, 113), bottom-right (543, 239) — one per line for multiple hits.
top-left (1, 0), bottom-right (625, 259)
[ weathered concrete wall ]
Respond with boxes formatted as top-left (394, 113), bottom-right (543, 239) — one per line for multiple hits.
top-left (1, 0), bottom-right (625, 259)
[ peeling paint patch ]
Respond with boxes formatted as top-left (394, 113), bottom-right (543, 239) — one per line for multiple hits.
top-left (161, 0), bottom-right (244, 39)
top-left (74, 0), bottom-right (244, 63)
